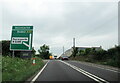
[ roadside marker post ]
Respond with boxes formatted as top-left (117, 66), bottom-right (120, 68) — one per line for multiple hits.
top-left (32, 58), bottom-right (36, 65)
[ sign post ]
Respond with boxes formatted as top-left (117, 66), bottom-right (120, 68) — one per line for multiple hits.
top-left (10, 26), bottom-right (33, 57)
top-left (12, 50), bottom-right (14, 58)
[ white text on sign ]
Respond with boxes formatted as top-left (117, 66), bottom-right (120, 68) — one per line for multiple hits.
top-left (12, 37), bottom-right (28, 44)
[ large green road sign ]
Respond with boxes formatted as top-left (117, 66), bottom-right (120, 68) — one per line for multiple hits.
top-left (10, 26), bottom-right (33, 51)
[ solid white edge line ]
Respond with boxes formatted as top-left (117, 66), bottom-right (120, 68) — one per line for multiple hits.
top-left (77, 67), bottom-right (109, 83)
top-left (60, 60), bottom-right (109, 83)
top-left (30, 60), bottom-right (50, 83)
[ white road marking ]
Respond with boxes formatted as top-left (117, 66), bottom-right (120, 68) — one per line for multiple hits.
top-left (60, 60), bottom-right (109, 83)
top-left (30, 60), bottom-right (49, 83)
top-left (22, 34), bottom-right (31, 49)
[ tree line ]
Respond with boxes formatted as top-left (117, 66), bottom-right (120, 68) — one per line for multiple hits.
top-left (71, 45), bottom-right (120, 67)
top-left (1, 40), bottom-right (51, 59)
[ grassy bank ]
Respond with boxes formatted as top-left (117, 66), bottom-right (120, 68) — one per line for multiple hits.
top-left (70, 56), bottom-right (120, 68)
top-left (2, 56), bottom-right (44, 82)
top-left (71, 45), bottom-right (120, 68)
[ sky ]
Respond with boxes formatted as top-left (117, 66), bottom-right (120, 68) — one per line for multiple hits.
top-left (0, 0), bottom-right (119, 56)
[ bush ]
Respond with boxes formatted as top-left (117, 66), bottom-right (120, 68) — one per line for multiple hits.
top-left (70, 45), bottom-right (120, 68)
top-left (106, 59), bottom-right (118, 67)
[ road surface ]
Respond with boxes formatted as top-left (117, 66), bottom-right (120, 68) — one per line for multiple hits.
top-left (32, 60), bottom-right (119, 83)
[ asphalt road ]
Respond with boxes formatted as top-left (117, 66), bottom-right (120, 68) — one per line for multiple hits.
top-left (32, 60), bottom-right (119, 83)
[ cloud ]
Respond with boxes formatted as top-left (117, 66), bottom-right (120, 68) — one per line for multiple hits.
top-left (1, 0), bottom-right (118, 55)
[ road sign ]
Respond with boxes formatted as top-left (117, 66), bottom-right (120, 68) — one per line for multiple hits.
top-left (10, 26), bottom-right (33, 51)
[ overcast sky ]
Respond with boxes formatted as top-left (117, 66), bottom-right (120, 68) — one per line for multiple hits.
top-left (0, 0), bottom-right (119, 55)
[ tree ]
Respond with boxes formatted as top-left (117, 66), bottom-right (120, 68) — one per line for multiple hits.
top-left (71, 47), bottom-right (78, 57)
top-left (2, 40), bottom-right (12, 56)
top-left (89, 48), bottom-right (96, 55)
top-left (38, 44), bottom-right (50, 59)
top-left (85, 48), bottom-right (91, 55)
top-left (79, 50), bottom-right (85, 56)
top-left (31, 47), bottom-right (36, 57)
top-left (93, 49), bottom-right (107, 60)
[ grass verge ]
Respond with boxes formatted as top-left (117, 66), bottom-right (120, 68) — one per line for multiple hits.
top-left (70, 56), bottom-right (120, 68)
top-left (2, 56), bottom-right (44, 82)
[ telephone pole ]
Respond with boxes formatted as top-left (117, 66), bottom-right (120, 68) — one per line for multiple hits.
top-left (73, 38), bottom-right (75, 48)
top-left (72, 38), bottom-right (76, 57)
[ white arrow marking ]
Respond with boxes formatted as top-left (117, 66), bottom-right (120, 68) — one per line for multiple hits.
top-left (23, 42), bottom-right (30, 48)
top-left (29, 33), bottom-right (31, 49)
top-left (23, 33), bottom-right (31, 49)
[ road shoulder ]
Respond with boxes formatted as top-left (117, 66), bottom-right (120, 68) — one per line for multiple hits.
top-left (25, 60), bottom-right (49, 83)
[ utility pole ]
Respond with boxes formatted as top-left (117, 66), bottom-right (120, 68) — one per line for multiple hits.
top-left (72, 38), bottom-right (76, 57)
top-left (73, 38), bottom-right (75, 48)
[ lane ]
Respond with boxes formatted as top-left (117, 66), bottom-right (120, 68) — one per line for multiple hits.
top-left (65, 60), bottom-right (119, 82)
top-left (35, 60), bottom-right (94, 82)
top-left (60, 60), bottom-right (110, 83)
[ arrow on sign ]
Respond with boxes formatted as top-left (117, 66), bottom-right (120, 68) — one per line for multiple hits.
top-left (23, 33), bottom-right (31, 49)
top-left (23, 42), bottom-right (30, 48)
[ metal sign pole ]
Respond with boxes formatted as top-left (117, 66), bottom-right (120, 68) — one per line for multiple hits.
top-left (12, 50), bottom-right (14, 58)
